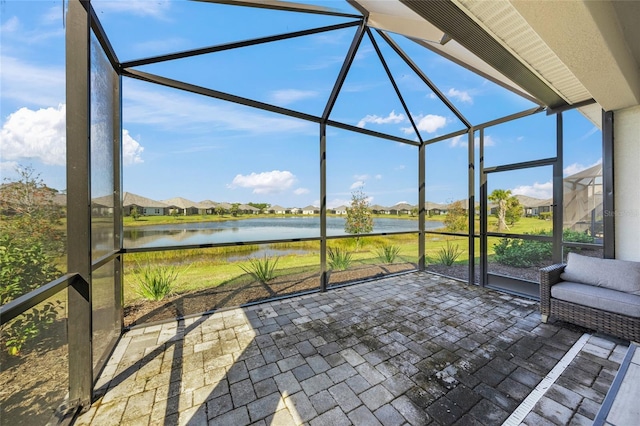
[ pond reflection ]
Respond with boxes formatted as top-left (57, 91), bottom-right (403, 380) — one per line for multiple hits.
top-left (123, 216), bottom-right (441, 248)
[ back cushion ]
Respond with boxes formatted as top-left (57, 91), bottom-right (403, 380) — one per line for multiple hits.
top-left (560, 252), bottom-right (640, 295)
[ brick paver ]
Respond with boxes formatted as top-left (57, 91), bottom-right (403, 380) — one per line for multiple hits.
top-left (75, 272), bottom-right (628, 425)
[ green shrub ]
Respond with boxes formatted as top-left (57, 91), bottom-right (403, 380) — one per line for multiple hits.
top-left (0, 167), bottom-right (65, 357)
top-left (134, 263), bottom-right (182, 301)
top-left (538, 212), bottom-right (552, 220)
top-left (1, 234), bottom-right (63, 357)
top-left (0, 235), bottom-right (61, 305)
top-left (563, 229), bottom-right (595, 244)
top-left (493, 228), bottom-right (597, 268)
top-left (327, 247), bottom-right (353, 271)
top-left (493, 237), bottom-right (552, 267)
top-left (444, 200), bottom-right (468, 233)
top-left (344, 189), bottom-right (374, 251)
top-left (376, 244), bottom-right (401, 264)
top-left (436, 242), bottom-right (462, 266)
top-left (240, 255), bottom-right (279, 283)
top-left (130, 206), bottom-right (140, 220)
top-left (3, 301), bottom-right (62, 356)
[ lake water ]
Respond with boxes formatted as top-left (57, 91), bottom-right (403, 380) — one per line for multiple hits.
top-left (124, 216), bottom-right (443, 249)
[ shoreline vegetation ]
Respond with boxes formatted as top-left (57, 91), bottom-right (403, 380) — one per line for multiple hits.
top-left (122, 212), bottom-right (446, 227)
top-left (121, 216), bottom-right (555, 324)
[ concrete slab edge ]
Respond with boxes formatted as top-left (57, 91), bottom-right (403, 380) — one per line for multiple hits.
top-left (593, 343), bottom-right (637, 426)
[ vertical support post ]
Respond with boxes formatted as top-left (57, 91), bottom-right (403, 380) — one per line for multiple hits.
top-left (319, 20), bottom-right (365, 290)
top-left (114, 73), bottom-right (123, 331)
top-left (468, 129), bottom-right (475, 284)
top-left (552, 113), bottom-right (564, 263)
top-left (66, 0), bottom-right (93, 409)
top-left (320, 123), bottom-right (328, 290)
top-left (418, 141), bottom-right (426, 271)
top-left (602, 110), bottom-right (615, 259)
top-left (479, 128), bottom-right (487, 287)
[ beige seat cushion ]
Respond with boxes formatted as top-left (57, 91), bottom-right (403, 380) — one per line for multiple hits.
top-left (552, 281), bottom-right (640, 318)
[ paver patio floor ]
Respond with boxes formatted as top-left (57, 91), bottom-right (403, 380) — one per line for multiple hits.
top-left (74, 272), bottom-right (628, 425)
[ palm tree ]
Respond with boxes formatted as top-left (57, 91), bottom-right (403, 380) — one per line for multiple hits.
top-left (489, 189), bottom-right (512, 232)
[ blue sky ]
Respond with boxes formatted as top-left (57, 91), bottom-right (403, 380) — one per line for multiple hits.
top-left (1, 1), bottom-right (603, 208)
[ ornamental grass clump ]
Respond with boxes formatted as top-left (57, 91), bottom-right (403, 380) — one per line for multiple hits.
top-left (240, 255), bottom-right (279, 283)
top-left (328, 247), bottom-right (353, 271)
top-left (436, 241), bottom-right (463, 266)
top-left (376, 244), bottom-right (401, 264)
top-left (134, 262), bottom-right (186, 301)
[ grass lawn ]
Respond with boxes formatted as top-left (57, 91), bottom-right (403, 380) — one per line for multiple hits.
top-left (124, 214), bottom-right (262, 226)
top-left (486, 216), bottom-right (552, 234)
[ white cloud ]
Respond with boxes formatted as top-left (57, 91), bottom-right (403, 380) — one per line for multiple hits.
top-left (1, 16), bottom-right (20, 33)
top-left (480, 135), bottom-right (496, 147)
top-left (92, 0), bottom-right (171, 19)
top-left (0, 15), bottom-right (63, 45)
top-left (122, 130), bottom-right (144, 165)
top-left (1, 104), bottom-right (144, 167)
top-left (1, 105), bottom-right (66, 165)
top-left (294, 188), bottom-right (309, 195)
top-left (350, 181), bottom-right (365, 189)
top-left (124, 81), bottom-right (313, 135)
top-left (447, 88), bottom-right (473, 104)
top-left (357, 110), bottom-right (406, 128)
top-left (269, 89), bottom-right (318, 106)
top-left (354, 45), bottom-right (374, 61)
top-left (228, 170), bottom-right (296, 194)
top-left (309, 31), bottom-right (349, 45)
top-left (579, 126), bottom-right (599, 141)
top-left (402, 114), bottom-right (447, 134)
top-left (41, 7), bottom-right (63, 25)
top-left (511, 181), bottom-right (553, 199)
top-left (327, 198), bottom-right (350, 209)
top-left (0, 56), bottom-right (64, 107)
top-left (0, 161), bottom-right (20, 177)
top-left (449, 134), bottom-right (496, 148)
top-left (354, 174), bottom-right (370, 181)
top-left (449, 135), bottom-right (465, 148)
top-left (375, 174), bottom-right (382, 180)
top-left (563, 159), bottom-right (602, 177)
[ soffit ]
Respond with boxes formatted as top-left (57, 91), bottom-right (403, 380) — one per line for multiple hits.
top-left (577, 103), bottom-right (602, 129)
top-left (509, 0), bottom-right (640, 112)
top-left (454, 0), bottom-right (592, 105)
top-left (612, 1), bottom-right (640, 68)
top-left (452, 0), bottom-right (603, 127)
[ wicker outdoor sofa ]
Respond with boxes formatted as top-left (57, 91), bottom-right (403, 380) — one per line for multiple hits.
top-left (540, 252), bottom-right (640, 343)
